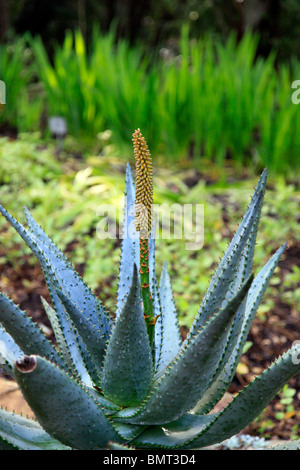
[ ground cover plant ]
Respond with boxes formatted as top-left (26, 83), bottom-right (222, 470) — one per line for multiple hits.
top-left (0, 130), bottom-right (299, 450)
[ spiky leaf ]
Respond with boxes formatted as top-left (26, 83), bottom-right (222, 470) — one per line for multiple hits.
top-left (131, 413), bottom-right (215, 449)
top-left (57, 289), bottom-right (106, 378)
top-left (182, 343), bottom-right (300, 449)
top-left (14, 355), bottom-right (122, 450)
top-left (101, 266), bottom-right (153, 406)
top-left (188, 173), bottom-right (266, 337)
top-left (116, 164), bottom-right (139, 316)
top-left (194, 244), bottom-right (286, 414)
top-left (0, 294), bottom-right (64, 370)
top-left (0, 408), bottom-right (70, 450)
top-left (0, 326), bottom-right (23, 377)
top-left (116, 275), bottom-right (253, 425)
top-left (0, 204), bottom-right (112, 352)
top-left (154, 262), bottom-right (181, 373)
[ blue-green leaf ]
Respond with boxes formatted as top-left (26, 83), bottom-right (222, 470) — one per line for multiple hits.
top-left (23, 205), bottom-right (112, 340)
top-left (41, 275), bottom-right (94, 386)
top-left (188, 172), bottom-right (266, 338)
top-left (131, 413), bottom-right (215, 449)
top-left (57, 289), bottom-right (105, 379)
top-left (0, 204), bottom-right (110, 380)
top-left (101, 265), bottom-right (153, 407)
top-left (40, 296), bottom-right (73, 369)
top-left (0, 204), bottom-right (112, 349)
top-left (0, 326), bottom-right (23, 377)
top-left (116, 275), bottom-right (253, 425)
top-left (116, 164), bottom-right (139, 316)
top-left (182, 342), bottom-right (300, 449)
top-left (154, 262), bottom-right (181, 374)
top-left (0, 408), bottom-right (70, 450)
top-left (14, 355), bottom-right (122, 449)
top-left (0, 294), bottom-right (64, 370)
top-left (194, 243), bottom-right (286, 414)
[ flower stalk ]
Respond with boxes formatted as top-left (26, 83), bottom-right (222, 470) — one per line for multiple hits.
top-left (133, 129), bottom-right (155, 347)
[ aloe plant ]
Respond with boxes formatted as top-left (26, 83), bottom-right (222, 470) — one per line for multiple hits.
top-left (0, 129), bottom-right (299, 450)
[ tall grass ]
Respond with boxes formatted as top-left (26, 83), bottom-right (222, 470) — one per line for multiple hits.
top-left (0, 38), bottom-right (43, 132)
top-left (22, 28), bottom-right (300, 171)
top-left (0, 39), bottom-right (29, 128)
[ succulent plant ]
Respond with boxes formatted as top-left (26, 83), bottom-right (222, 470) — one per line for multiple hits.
top-left (0, 129), bottom-right (299, 450)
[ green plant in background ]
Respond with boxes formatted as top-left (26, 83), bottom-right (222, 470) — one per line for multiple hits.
top-left (0, 130), bottom-right (299, 450)
top-left (1, 28), bottom-right (300, 172)
top-left (0, 39), bottom-right (29, 128)
top-left (0, 37), bottom-right (42, 132)
top-left (27, 27), bottom-right (300, 172)
top-left (275, 385), bottom-right (297, 421)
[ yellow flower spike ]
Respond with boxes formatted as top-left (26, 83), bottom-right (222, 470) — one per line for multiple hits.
top-left (133, 128), bottom-right (153, 237)
top-left (132, 129), bottom-right (155, 348)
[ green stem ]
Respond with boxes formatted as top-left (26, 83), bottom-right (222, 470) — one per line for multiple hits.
top-left (139, 236), bottom-right (154, 348)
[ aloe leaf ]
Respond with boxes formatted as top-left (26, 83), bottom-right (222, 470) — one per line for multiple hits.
top-left (113, 422), bottom-right (147, 442)
top-left (0, 204), bottom-right (110, 378)
top-left (116, 163), bottom-right (139, 316)
top-left (83, 385), bottom-right (120, 412)
top-left (131, 413), bottom-right (215, 449)
top-left (56, 289), bottom-right (105, 378)
top-left (42, 292), bottom-right (98, 387)
top-left (42, 273), bottom-right (94, 386)
top-left (116, 275), bottom-right (253, 425)
top-left (107, 442), bottom-right (135, 450)
top-left (0, 294), bottom-right (65, 370)
top-left (40, 296), bottom-right (73, 369)
top-left (153, 281), bottom-right (163, 368)
top-left (101, 265), bottom-right (153, 406)
top-left (266, 440), bottom-right (300, 450)
top-left (23, 205), bottom-right (112, 340)
top-left (188, 173), bottom-right (266, 338)
top-left (182, 343), bottom-right (300, 449)
top-left (0, 204), bottom-right (112, 347)
top-left (154, 262), bottom-right (181, 374)
top-left (133, 343), bottom-right (300, 449)
top-left (0, 436), bottom-right (17, 450)
top-left (225, 169), bottom-right (267, 291)
top-left (0, 408), bottom-right (70, 450)
top-left (148, 220), bottom-right (157, 295)
top-left (194, 244), bottom-right (286, 414)
top-left (0, 326), bottom-right (23, 377)
top-left (14, 355), bottom-right (122, 450)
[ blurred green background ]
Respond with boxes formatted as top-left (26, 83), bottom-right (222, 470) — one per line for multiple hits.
top-left (0, 0), bottom-right (300, 171)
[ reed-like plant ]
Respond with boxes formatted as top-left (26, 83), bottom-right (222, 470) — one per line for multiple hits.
top-left (0, 39), bottom-right (31, 128)
top-left (30, 27), bottom-right (300, 171)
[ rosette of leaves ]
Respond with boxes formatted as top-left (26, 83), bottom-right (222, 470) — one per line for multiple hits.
top-left (0, 130), bottom-right (299, 450)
